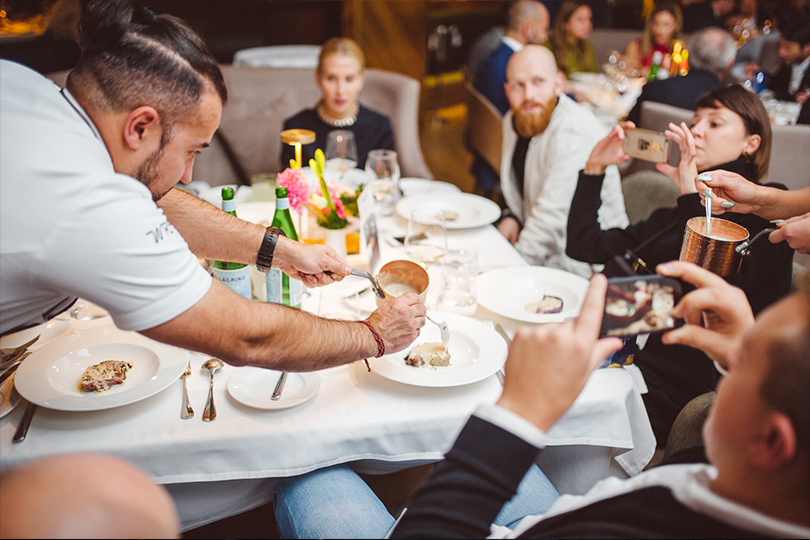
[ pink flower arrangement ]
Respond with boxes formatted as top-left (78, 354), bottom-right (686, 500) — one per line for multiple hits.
top-left (276, 159), bottom-right (350, 229)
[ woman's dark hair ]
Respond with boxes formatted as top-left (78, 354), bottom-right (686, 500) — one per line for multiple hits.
top-left (551, 0), bottom-right (590, 75)
top-left (66, 0), bottom-right (227, 134)
top-left (695, 84), bottom-right (772, 181)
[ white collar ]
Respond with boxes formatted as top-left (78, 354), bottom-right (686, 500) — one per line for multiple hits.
top-left (61, 88), bottom-right (103, 142)
top-left (502, 36), bottom-right (524, 53)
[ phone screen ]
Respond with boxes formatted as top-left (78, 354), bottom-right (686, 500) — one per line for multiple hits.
top-left (623, 128), bottom-right (670, 163)
top-left (600, 275), bottom-right (682, 338)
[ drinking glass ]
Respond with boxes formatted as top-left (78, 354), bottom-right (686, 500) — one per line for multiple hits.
top-left (404, 209), bottom-right (447, 269)
top-left (325, 130), bottom-right (358, 182)
top-left (438, 248), bottom-right (478, 315)
top-left (365, 149), bottom-right (400, 216)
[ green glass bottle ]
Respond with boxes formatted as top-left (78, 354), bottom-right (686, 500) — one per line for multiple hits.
top-left (266, 186), bottom-right (302, 308)
top-left (212, 187), bottom-right (252, 299)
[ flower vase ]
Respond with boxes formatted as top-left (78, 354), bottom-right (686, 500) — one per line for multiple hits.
top-left (324, 228), bottom-right (348, 259)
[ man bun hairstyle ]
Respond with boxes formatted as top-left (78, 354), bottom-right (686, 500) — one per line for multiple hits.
top-left (67, 0), bottom-right (226, 134)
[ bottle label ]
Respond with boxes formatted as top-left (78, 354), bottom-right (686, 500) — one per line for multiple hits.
top-left (276, 198), bottom-right (289, 210)
top-left (222, 199), bottom-right (235, 212)
top-left (213, 266), bottom-right (252, 300)
top-left (266, 269), bottom-right (283, 304)
top-left (289, 278), bottom-right (303, 308)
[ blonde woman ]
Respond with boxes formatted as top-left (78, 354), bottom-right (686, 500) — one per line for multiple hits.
top-left (281, 37), bottom-right (394, 169)
top-left (625, 3), bottom-right (684, 77)
top-left (549, 0), bottom-right (598, 77)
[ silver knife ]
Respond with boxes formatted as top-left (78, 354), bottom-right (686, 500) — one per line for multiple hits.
top-left (271, 372), bottom-right (288, 401)
top-left (13, 401), bottom-right (36, 443)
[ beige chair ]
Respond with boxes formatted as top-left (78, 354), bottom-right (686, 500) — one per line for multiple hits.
top-left (463, 80), bottom-right (503, 175)
top-left (47, 65), bottom-right (434, 185)
top-left (767, 123), bottom-right (810, 190)
top-left (621, 170), bottom-right (682, 224)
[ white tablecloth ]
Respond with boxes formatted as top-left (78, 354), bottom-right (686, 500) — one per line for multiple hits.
top-left (0, 202), bottom-right (655, 531)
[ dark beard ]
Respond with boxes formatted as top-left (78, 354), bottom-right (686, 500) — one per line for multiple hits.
top-left (135, 133), bottom-right (170, 202)
top-left (512, 94), bottom-right (558, 138)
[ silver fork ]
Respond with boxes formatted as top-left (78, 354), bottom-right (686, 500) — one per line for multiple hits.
top-left (425, 315), bottom-right (450, 350)
top-left (484, 320), bottom-right (506, 387)
top-left (180, 360), bottom-right (194, 419)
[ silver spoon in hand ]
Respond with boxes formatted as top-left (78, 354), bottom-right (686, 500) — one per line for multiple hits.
top-left (202, 358), bottom-right (224, 422)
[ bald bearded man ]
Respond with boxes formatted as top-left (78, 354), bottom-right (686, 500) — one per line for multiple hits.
top-left (496, 45), bottom-right (628, 277)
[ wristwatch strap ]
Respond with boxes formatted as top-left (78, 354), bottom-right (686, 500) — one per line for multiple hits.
top-left (256, 226), bottom-right (285, 272)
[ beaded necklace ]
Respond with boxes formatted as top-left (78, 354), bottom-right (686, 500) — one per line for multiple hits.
top-left (316, 100), bottom-right (359, 127)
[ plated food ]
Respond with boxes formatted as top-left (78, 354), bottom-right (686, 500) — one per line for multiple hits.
top-left (79, 360), bottom-right (133, 393)
top-left (524, 295), bottom-right (564, 314)
top-left (405, 342), bottom-right (450, 369)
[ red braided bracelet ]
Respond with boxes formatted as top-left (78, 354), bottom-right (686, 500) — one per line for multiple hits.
top-left (359, 320), bottom-right (385, 358)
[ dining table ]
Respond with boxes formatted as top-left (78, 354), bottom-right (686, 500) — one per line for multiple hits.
top-left (0, 181), bottom-right (655, 532)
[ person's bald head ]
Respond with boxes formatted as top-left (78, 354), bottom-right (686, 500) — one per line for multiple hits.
top-left (505, 0), bottom-right (550, 45)
top-left (0, 453), bottom-right (179, 538)
top-left (505, 45), bottom-right (565, 137)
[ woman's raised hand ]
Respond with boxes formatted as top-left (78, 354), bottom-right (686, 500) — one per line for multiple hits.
top-left (657, 121), bottom-right (698, 195)
top-left (583, 121), bottom-right (635, 175)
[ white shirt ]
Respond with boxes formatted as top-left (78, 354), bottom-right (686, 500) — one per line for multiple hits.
top-left (0, 60), bottom-right (211, 335)
top-left (476, 404), bottom-right (810, 539)
top-left (501, 36), bottom-right (524, 53)
top-left (789, 54), bottom-right (810, 96)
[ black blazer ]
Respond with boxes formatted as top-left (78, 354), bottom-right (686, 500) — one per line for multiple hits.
top-left (768, 62), bottom-right (810, 101)
top-left (626, 69), bottom-right (725, 125)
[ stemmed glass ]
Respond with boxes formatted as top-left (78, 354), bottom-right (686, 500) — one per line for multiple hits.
top-left (365, 149), bottom-right (400, 216)
top-left (325, 130), bottom-right (358, 182)
top-left (404, 209), bottom-right (447, 269)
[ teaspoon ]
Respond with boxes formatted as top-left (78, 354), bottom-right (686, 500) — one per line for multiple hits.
top-left (202, 358), bottom-right (224, 422)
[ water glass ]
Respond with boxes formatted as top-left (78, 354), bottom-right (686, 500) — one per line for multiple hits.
top-left (438, 248), bottom-right (478, 315)
top-left (325, 130), bottom-right (358, 181)
top-left (250, 172), bottom-right (276, 202)
top-left (365, 149), bottom-right (400, 216)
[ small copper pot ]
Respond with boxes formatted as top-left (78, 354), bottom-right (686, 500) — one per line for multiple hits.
top-left (679, 217), bottom-right (774, 277)
top-left (351, 261), bottom-right (429, 306)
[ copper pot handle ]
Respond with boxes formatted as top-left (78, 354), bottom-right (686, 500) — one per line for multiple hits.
top-left (735, 228), bottom-right (777, 257)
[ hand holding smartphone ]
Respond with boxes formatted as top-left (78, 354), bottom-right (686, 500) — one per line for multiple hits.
top-left (600, 275), bottom-right (683, 338)
top-left (623, 128), bottom-right (671, 163)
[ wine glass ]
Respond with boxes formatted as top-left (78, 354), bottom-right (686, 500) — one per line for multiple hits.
top-left (364, 149), bottom-right (400, 216)
top-left (325, 130), bottom-right (358, 182)
top-left (404, 209), bottom-right (447, 269)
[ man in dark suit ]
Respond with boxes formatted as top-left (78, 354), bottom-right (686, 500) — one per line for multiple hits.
top-left (470, 0), bottom-right (549, 199)
top-left (682, 0), bottom-right (735, 32)
top-left (767, 19), bottom-right (810, 102)
top-left (627, 28), bottom-right (737, 125)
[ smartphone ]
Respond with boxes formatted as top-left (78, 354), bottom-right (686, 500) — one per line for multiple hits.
top-left (600, 275), bottom-right (683, 338)
top-left (623, 128), bottom-right (671, 163)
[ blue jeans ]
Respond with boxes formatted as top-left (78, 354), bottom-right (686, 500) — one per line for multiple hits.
top-left (274, 463), bottom-right (560, 538)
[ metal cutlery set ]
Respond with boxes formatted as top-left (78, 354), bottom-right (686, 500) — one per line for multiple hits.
top-left (1, 336), bottom-right (40, 443)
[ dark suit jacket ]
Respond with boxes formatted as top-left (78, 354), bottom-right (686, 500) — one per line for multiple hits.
top-left (768, 61), bottom-right (810, 101)
top-left (390, 416), bottom-right (773, 538)
top-left (626, 69), bottom-right (725, 125)
top-left (474, 41), bottom-right (516, 115)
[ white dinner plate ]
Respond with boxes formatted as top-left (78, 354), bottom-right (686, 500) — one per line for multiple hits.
top-left (399, 178), bottom-right (461, 197)
top-left (477, 266), bottom-right (590, 323)
top-left (0, 319), bottom-right (71, 351)
top-left (228, 367), bottom-right (320, 410)
top-left (14, 327), bottom-right (189, 412)
top-left (369, 311), bottom-right (507, 387)
top-left (396, 193), bottom-right (501, 229)
top-left (0, 372), bottom-right (21, 418)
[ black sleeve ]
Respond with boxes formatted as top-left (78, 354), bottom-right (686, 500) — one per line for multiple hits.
top-left (390, 416), bottom-right (541, 539)
top-left (566, 171), bottom-right (645, 264)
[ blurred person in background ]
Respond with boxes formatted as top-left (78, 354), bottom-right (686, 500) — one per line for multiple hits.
top-left (549, 0), bottom-right (598, 77)
top-left (624, 3), bottom-right (684, 78)
top-left (280, 38), bottom-right (394, 170)
top-left (683, 0), bottom-right (736, 32)
top-left (766, 17), bottom-right (810, 102)
top-left (626, 28), bottom-right (737, 125)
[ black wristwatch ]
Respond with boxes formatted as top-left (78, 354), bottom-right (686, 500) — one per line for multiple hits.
top-left (256, 226), bottom-right (285, 273)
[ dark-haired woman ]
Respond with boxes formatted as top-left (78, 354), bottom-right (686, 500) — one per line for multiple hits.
top-left (566, 84), bottom-right (794, 448)
top-left (549, 0), bottom-right (598, 77)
